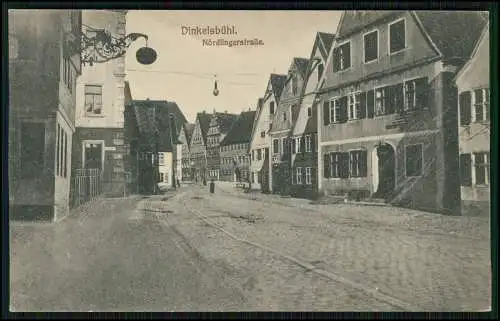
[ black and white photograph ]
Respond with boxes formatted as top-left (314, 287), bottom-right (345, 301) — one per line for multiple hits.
top-left (7, 8), bottom-right (492, 313)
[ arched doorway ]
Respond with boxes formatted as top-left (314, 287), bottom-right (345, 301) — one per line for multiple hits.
top-left (373, 143), bottom-right (396, 200)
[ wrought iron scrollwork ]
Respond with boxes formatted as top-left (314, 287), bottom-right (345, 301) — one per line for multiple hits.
top-left (80, 26), bottom-right (149, 66)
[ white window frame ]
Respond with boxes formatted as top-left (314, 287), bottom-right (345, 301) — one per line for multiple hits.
top-left (472, 88), bottom-right (490, 123)
top-left (363, 29), bottom-right (379, 64)
top-left (305, 135), bottom-right (312, 152)
top-left (472, 152), bottom-right (490, 186)
top-left (404, 143), bottom-right (424, 178)
top-left (329, 152), bottom-right (342, 179)
top-left (296, 167), bottom-right (303, 184)
top-left (295, 137), bottom-right (302, 154)
top-left (158, 152), bottom-right (165, 165)
top-left (403, 76), bottom-right (422, 111)
top-left (307, 106), bottom-right (313, 118)
top-left (348, 91), bottom-right (362, 120)
top-left (348, 149), bottom-right (365, 178)
top-left (337, 39), bottom-right (352, 71)
top-left (84, 84), bottom-right (103, 116)
top-left (388, 18), bottom-right (407, 55)
top-left (329, 97), bottom-right (340, 124)
top-left (374, 85), bottom-right (386, 116)
top-left (305, 167), bottom-right (312, 185)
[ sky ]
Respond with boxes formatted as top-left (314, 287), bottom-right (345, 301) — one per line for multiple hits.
top-left (125, 10), bottom-right (342, 123)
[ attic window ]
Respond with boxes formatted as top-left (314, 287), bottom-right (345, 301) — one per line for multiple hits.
top-left (317, 63), bottom-right (324, 82)
top-left (291, 76), bottom-right (298, 96)
top-left (363, 30), bottom-right (378, 63)
top-left (307, 107), bottom-right (312, 118)
top-left (270, 101), bottom-right (275, 114)
top-left (389, 19), bottom-right (406, 54)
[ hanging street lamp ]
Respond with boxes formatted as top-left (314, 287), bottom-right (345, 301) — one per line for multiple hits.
top-left (67, 23), bottom-right (158, 66)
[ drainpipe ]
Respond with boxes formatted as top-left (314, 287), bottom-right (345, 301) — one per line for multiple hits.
top-left (316, 94), bottom-right (323, 194)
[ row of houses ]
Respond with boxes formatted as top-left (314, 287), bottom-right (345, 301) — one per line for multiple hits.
top-left (179, 11), bottom-right (490, 216)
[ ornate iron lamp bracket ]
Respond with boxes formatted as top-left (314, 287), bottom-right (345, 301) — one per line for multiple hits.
top-left (80, 27), bottom-right (150, 66)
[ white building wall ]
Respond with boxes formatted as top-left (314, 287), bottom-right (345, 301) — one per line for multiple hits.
top-left (158, 152), bottom-right (173, 188)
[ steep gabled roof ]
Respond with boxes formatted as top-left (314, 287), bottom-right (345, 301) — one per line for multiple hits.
top-left (318, 32), bottom-right (335, 54)
top-left (413, 11), bottom-right (488, 62)
top-left (454, 22), bottom-right (489, 83)
top-left (182, 123), bottom-right (195, 144)
top-left (131, 99), bottom-right (188, 151)
top-left (269, 74), bottom-right (287, 103)
top-left (336, 11), bottom-right (402, 40)
top-left (220, 110), bottom-right (256, 146)
top-left (292, 57), bottom-right (310, 79)
top-left (248, 98), bottom-right (265, 153)
top-left (196, 112), bottom-right (212, 144)
top-left (124, 81), bottom-right (133, 105)
top-left (214, 112), bottom-right (239, 134)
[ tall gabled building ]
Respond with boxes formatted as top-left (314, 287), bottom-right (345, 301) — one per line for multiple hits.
top-left (220, 110), bottom-right (256, 182)
top-left (290, 32), bottom-right (334, 199)
top-left (268, 58), bottom-right (309, 195)
top-left (206, 111), bottom-right (239, 180)
top-left (317, 10), bottom-right (487, 214)
top-left (248, 74), bottom-right (286, 192)
top-left (455, 21), bottom-right (490, 216)
top-left (178, 123), bottom-right (195, 181)
top-left (189, 111), bottom-right (212, 183)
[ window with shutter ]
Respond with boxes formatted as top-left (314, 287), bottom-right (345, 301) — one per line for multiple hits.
top-left (460, 153), bottom-right (472, 186)
top-left (303, 167), bottom-right (309, 185)
top-left (292, 138), bottom-right (296, 154)
top-left (359, 92), bottom-right (367, 119)
top-left (367, 90), bottom-right (375, 118)
top-left (340, 152), bottom-right (350, 178)
top-left (324, 154), bottom-right (331, 178)
top-left (273, 139), bottom-right (279, 154)
top-left (459, 91), bottom-right (472, 126)
top-left (300, 136), bottom-right (306, 153)
top-left (474, 152), bottom-right (489, 185)
top-left (375, 87), bottom-right (386, 116)
top-left (323, 101), bottom-right (330, 125)
top-left (349, 150), bottom-right (366, 177)
top-left (338, 96), bottom-right (349, 123)
top-left (415, 77), bottom-right (429, 109)
top-left (333, 48), bottom-right (341, 72)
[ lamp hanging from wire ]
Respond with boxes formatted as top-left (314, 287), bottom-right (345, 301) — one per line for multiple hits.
top-left (77, 24), bottom-right (157, 66)
top-left (213, 74), bottom-right (219, 96)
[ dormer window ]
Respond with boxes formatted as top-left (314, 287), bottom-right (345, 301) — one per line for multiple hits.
top-left (389, 18), bottom-right (406, 54)
top-left (270, 101), bottom-right (275, 114)
top-left (333, 41), bottom-right (351, 72)
top-left (291, 76), bottom-right (298, 96)
top-left (317, 63), bottom-right (324, 82)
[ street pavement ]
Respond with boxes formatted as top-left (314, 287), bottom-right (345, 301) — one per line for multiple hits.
top-left (10, 184), bottom-right (491, 312)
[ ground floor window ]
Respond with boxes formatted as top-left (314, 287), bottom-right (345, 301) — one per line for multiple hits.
top-left (460, 153), bottom-right (472, 186)
top-left (405, 144), bottom-right (423, 177)
top-left (305, 167), bottom-right (312, 185)
top-left (296, 167), bottom-right (303, 184)
top-left (474, 152), bottom-right (490, 186)
top-left (159, 172), bottom-right (164, 182)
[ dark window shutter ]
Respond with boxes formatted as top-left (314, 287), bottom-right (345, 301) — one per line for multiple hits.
top-left (313, 133), bottom-right (317, 153)
top-left (292, 138), bottom-right (296, 154)
top-left (302, 168), bottom-right (307, 185)
top-left (367, 90), bottom-right (375, 118)
top-left (392, 83), bottom-right (404, 114)
top-left (415, 77), bottom-right (429, 109)
top-left (301, 136), bottom-right (306, 153)
top-left (339, 96), bottom-right (348, 123)
top-left (323, 101), bottom-right (330, 125)
top-left (460, 153), bottom-right (472, 186)
top-left (344, 43), bottom-right (351, 69)
top-left (359, 92), bottom-right (367, 119)
top-left (333, 48), bottom-right (340, 72)
top-left (340, 152), bottom-right (350, 178)
top-left (360, 150), bottom-right (368, 177)
top-left (459, 92), bottom-right (472, 126)
top-left (324, 154), bottom-right (330, 178)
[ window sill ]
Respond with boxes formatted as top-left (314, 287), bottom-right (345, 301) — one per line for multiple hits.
top-left (389, 47), bottom-right (408, 56)
top-left (405, 175), bottom-right (422, 178)
top-left (335, 67), bottom-right (352, 74)
top-left (86, 114), bottom-right (106, 118)
top-left (364, 58), bottom-right (378, 65)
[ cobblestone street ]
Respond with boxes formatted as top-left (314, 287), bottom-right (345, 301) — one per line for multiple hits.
top-left (10, 184), bottom-right (491, 312)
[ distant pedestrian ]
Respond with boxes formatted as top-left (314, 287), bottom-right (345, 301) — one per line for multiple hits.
top-left (209, 179), bottom-right (215, 195)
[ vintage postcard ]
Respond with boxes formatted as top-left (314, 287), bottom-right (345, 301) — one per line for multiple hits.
top-left (7, 8), bottom-right (492, 313)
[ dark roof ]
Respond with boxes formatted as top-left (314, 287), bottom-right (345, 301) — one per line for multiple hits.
top-left (269, 74), bottom-right (287, 103)
top-left (183, 123), bottom-right (195, 143)
top-left (220, 110), bottom-right (256, 146)
top-left (196, 112), bottom-right (212, 144)
top-left (414, 11), bottom-right (488, 61)
top-left (131, 100), bottom-right (188, 151)
top-left (293, 57), bottom-right (310, 79)
top-left (336, 11), bottom-right (401, 39)
top-left (336, 11), bottom-right (488, 62)
top-left (214, 112), bottom-right (239, 134)
top-left (318, 32), bottom-right (335, 54)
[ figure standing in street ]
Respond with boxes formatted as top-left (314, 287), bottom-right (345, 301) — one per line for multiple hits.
top-left (209, 179), bottom-right (215, 195)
